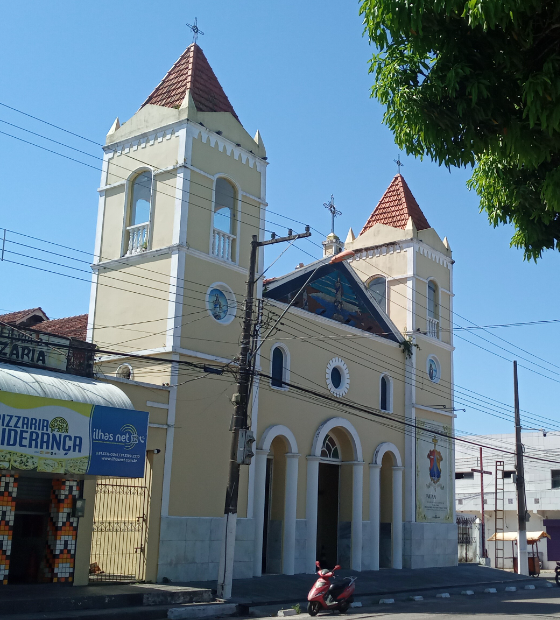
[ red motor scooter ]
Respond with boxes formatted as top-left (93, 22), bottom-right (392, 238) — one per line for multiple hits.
top-left (307, 561), bottom-right (356, 616)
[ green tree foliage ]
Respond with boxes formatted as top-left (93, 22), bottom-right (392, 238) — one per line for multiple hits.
top-left (360, 0), bottom-right (560, 259)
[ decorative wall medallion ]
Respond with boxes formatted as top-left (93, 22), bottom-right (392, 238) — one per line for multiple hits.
top-left (326, 357), bottom-right (350, 397)
top-left (206, 283), bottom-right (236, 325)
top-left (426, 355), bottom-right (441, 383)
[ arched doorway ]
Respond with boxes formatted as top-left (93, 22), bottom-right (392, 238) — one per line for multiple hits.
top-left (306, 418), bottom-right (364, 573)
top-left (253, 425), bottom-right (299, 577)
top-left (316, 433), bottom-right (341, 568)
top-left (369, 442), bottom-right (403, 570)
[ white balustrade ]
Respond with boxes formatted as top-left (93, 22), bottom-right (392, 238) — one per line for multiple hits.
top-left (126, 223), bottom-right (149, 255)
top-left (212, 229), bottom-right (235, 261)
top-left (427, 317), bottom-right (439, 339)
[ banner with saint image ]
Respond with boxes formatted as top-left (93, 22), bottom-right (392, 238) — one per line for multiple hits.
top-left (416, 418), bottom-right (453, 523)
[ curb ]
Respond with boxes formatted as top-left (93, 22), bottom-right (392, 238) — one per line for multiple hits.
top-left (167, 604), bottom-right (238, 620)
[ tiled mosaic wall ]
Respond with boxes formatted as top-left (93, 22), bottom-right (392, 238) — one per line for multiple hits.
top-left (0, 475), bottom-right (17, 585)
top-left (44, 479), bottom-right (81, 583)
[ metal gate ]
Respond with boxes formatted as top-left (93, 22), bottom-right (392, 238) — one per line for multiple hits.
top-left (89, 460), bottom-right (152, 583)
top-left (457, 516), bottom-right (476, 562)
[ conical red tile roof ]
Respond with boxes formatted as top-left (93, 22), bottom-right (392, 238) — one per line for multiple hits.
top-left (359, 174), bottom-right (430, 235)
top-left (140, 44), bottom-right (240, 123)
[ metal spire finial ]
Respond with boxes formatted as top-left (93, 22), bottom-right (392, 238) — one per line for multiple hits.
top-left (323, 194), bottom-right (342, 236)
top-left (186, 17), bottom-right (204, 44)
top-left (394, 153), bottom-right (404, 174)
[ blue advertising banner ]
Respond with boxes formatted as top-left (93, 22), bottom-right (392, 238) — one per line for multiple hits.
top-left (89, 405), bottom-right (149, 477)
top-left (0, 391), bottom-right (149, 478)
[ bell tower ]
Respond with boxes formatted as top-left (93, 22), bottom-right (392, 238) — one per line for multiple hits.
top-left (344, 174), bottom-right (455, 539)
top-left (87, 43), bottom-right (268, 375)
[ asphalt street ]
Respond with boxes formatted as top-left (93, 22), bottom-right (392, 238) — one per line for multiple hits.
top-left (250, 584), bottom-right (560, 619)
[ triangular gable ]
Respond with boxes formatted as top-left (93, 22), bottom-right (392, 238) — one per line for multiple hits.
top-left (263, 260), bottom-right (401, 343)
top-left (360, 174), bottom-right (430, 235)
top-left (140, 44), bottom-right (240, 123)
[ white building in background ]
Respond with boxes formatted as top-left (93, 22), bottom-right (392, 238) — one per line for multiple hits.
top-left (455, 432), bottom-right (560, 569)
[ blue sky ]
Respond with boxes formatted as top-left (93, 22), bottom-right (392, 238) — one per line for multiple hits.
top-left (1, 0), bottom-right (559, 440)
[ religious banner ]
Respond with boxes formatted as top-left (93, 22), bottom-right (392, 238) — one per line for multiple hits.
top-left (0, 391), bottom-right (148, 478)
top-left (416, 418), bottom-right (453, 523)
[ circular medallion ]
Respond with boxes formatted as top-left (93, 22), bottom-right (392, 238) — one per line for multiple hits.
top-left (206, 282), bottom-right (237, 325)
top-left (326, 357), bottom-right (350, 397)
top-left (427, 356), bottom-right (441, 383)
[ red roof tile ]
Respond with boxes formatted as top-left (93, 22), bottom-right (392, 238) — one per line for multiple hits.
top-left (35, 315), bottom-right (88, 341)
top-left (141, 44), bottom-right (240, 123)
top-left (359, 174), bottom-right (430, 235)
top-left (0, 307), bottom-right (48, 325)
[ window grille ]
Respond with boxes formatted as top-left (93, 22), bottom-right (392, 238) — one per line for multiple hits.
top-left (320, 434), bottom-right (340, 460)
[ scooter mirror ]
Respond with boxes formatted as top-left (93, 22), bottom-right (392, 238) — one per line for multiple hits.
top-left (315, 561), bottom-right (321, 568)
top-left (333, 565), bottom-right (341, 571)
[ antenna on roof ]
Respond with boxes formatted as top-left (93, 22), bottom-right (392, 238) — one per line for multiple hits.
top-left (323, 194), bottom-right (342, 236)
top-left (394, 153), bottom-right (404, 174)
top-left (186, 17), bottom-right (204, 44)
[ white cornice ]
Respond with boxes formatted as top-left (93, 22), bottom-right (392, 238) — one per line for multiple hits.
top-left (174, 346), bottom-right (232, 364)
top-left (184, 247), bottom-right (248, 275)
top-left (413, 403), bottom-right (457, 418)
top-left (91, 243), bottom-right (248, 275)
top-left (266, 299), bottom-right (401, 349)
top-left (97, 374), bottom-right (171, 391)
top-left (385, 274), bottom-right (454, 296)
top-left (349, 239), bottom-right (452, 270)
top-left (103, 119), bottom-right (268, 172)
top-left (96, 345), bottom-right (234, 366)
top-left (409, 332), bottom-right (455, 352)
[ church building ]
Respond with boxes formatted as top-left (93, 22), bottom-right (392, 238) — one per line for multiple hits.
top-left (82, 42), bottom-right (458, 584)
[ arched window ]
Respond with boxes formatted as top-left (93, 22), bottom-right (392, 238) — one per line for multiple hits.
top-left (270, 344), bottom-right (289, 389)
top-left (125, 171), bottom-right (152, 255)
top-left (130, 172), bottom-right (152, 225)
top-left (212, 178), bottom-right (236, 261)
top-left (271, 347), bottom-right (284, 387)
top-left (320, 433), bottom-right (340, 460)
top-left (380, 374), bottom-right (392, 412)
top-left (368, 276), bottom-right (387, 312)
top-left (427, 280), bottom-right (440, 338)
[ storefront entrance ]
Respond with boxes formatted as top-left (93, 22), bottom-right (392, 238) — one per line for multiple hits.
top-left (9, 477), bottom-right (51, 583)
top-left (316, 463), bottom-right (339, 569)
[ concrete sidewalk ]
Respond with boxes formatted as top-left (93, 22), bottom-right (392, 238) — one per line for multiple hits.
top-left (183, 564), bottom-right (537, 606)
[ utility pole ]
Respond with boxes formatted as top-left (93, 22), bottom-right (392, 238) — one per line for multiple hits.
top-left (217, 228), bottom-right (311, 599)
top-left (514, 360), bottom-right (529, 575)
top-left (471, 447), bottom-right (492, 561)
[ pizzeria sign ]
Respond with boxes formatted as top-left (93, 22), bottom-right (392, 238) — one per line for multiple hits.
top-left (0, 391), bottom-right (149, 478)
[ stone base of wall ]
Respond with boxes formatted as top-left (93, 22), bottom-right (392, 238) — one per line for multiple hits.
top-left (157, 518), bottom-right (457, 580)
top-left (403, 522), bottom-right (458, 569)
top-left (157, 517), bottom-right (255, 583)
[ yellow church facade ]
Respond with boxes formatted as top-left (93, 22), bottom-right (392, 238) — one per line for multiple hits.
top-left (85, 43), bottom-right (457, 585)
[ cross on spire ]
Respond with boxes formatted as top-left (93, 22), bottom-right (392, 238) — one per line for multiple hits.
top-left (394, 153), bottom-right (404, 174)
top-left (323, 194), bottom-right (342, 235)
top-left (186, 17), bottom-right (204, 44)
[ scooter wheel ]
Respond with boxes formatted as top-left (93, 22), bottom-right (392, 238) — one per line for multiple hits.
top-left (307, 602), bottom-right (320, 616)
top-left (338, 601), bottom-right (350, 614)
